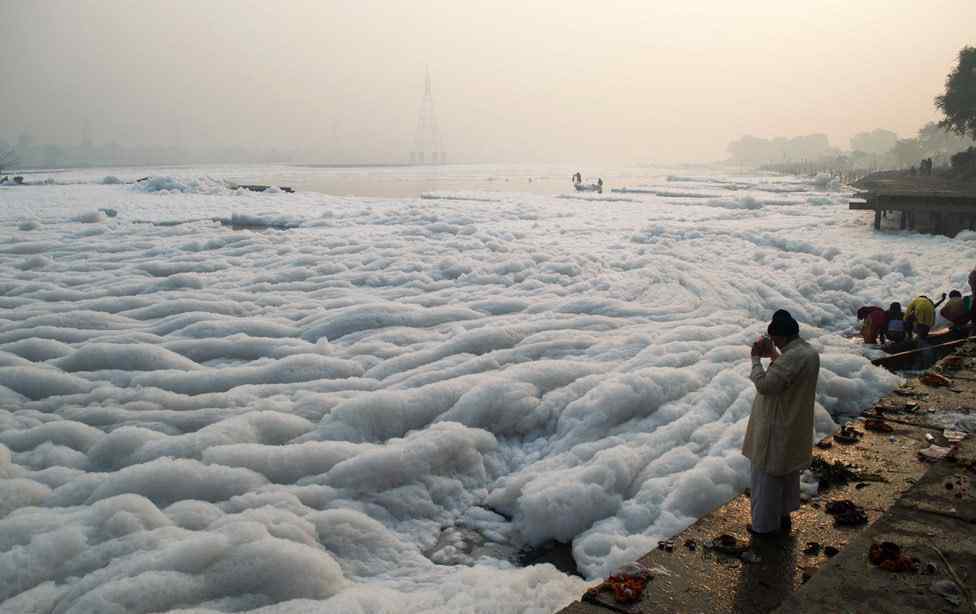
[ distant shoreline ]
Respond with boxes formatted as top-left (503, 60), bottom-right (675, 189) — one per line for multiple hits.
top-left (9, 162), bottom-right (462, 174)
top-left (295, 163), bottom-right (435, 169)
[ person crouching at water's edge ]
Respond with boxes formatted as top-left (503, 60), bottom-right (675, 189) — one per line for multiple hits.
top-left (742, 309), bottom-right (820, 536)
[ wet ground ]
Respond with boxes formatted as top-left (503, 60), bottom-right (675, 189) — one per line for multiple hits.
top-left (557, 343), bottom-right (976, 614)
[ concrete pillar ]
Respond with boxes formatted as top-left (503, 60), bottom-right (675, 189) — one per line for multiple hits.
top-left (874, 209), bottom-right (882, 230)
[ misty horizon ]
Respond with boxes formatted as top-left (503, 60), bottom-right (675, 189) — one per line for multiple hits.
top-left (2, 1), bottom-right (974, 165)
top-left (4, 4), bottom-right (976, 612)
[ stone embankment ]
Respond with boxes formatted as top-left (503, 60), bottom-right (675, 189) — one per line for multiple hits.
top-left (557, 342), bottom-right (976, 614)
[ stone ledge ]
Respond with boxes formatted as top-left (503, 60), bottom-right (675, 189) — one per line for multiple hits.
top-left (555, 346), bottom-right (976, 614)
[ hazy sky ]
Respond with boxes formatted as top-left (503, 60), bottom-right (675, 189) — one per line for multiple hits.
top-left (2, 1), bottom-right (974, 163)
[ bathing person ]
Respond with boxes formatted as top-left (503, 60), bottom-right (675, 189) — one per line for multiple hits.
top-left (743, 310), bottom-right (820, 536)
top-left (905, 293), bottom-right (945, 340)
top-left (940, 290), bottom-right (971, 331)
top-left (856, 305), bottom-right (888, 344)
top-left (885, 302), bottom-right (906, 344)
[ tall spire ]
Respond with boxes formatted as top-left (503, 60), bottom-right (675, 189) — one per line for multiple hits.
top-left (411, 68), bottom-right (445, 165)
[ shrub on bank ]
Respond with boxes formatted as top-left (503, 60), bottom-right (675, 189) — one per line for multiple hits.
top-left (950, 147), bottom-right (976, 179)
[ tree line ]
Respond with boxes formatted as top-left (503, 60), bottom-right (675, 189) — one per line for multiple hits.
top-left (729, 46), bottom-right (976, 175)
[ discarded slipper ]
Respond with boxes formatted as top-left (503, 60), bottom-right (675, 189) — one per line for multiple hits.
top-left (825, 499), bottom-right (868, 526)
top-left (705, 533), bottom-right (749, 555)
top-left (834, 425), bottom-right (863, 444)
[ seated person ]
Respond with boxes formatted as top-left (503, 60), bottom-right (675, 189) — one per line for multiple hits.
top-left (940, 290), bottom-right (972, 331)
top-left (885, 302), bottom-right (906, 343)
top-left (856, 306), bottom-right (888, 344)
top-left (905, 293), bottom-right (946, 340)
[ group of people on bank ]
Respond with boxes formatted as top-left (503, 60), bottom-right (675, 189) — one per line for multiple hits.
top-left (743, 271), bottom-right (975, 539)
top-left (743, 280), bottom-right (972, 538)
top-left (857, 270), bottom-right (976, 348)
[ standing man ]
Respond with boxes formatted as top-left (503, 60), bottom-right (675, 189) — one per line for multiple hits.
top-left (742, 309), bottom-right (821, 536)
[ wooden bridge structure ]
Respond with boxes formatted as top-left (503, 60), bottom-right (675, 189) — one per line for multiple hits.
top-left (849, 173), bottom-right (976, 236)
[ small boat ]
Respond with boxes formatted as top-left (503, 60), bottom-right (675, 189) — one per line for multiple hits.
top-left (572, 178), bottom-right (604, 194)
top-left (851, 326), bottom-right (956, 352)
top-left (872, 336), bottom-right (967, 371)
top-left (574, 183), bottom-right (602, 193)
top-left (879, 326), bottom-right (955, 354)
top-left (871, 326), bottom-right (968, 371)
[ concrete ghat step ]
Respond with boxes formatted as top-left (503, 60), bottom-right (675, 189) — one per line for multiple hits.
top-left (555, 351), bottom-right (976, 614)
top-left (771, 436), bottom-right (975, 614)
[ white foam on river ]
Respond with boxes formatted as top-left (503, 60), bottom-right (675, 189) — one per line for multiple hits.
top-left (0, 164), bottom-right (967, 613)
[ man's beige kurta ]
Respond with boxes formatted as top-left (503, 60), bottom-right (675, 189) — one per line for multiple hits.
top-left (742, 337), bottom-right (820, 476)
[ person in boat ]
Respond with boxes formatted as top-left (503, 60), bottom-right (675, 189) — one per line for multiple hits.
top-left (597, 178), bottom-right (604, 191)
top-left (884, 302), bottom-right (906, 344)
top-left (743, 310), bottom-right (820, 537)
top-left (572, 172), bottom-right (582, 185)
top-left (856, 305), bottom-right (888, 345)
top-left (905, 293), bottom-right (946, 341)
top-left (939, 290), bottom-right (971, 332)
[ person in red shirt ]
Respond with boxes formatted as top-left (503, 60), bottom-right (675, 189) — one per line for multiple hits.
top-left (857, 305), bottom-right (888, 344)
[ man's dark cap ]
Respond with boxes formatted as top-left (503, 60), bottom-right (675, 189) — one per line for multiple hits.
top-left (768, 309), bottom-right (800, 337)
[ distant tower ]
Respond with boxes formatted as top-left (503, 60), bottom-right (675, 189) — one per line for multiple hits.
top-left (411, 68), bottom-right (445, 165)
